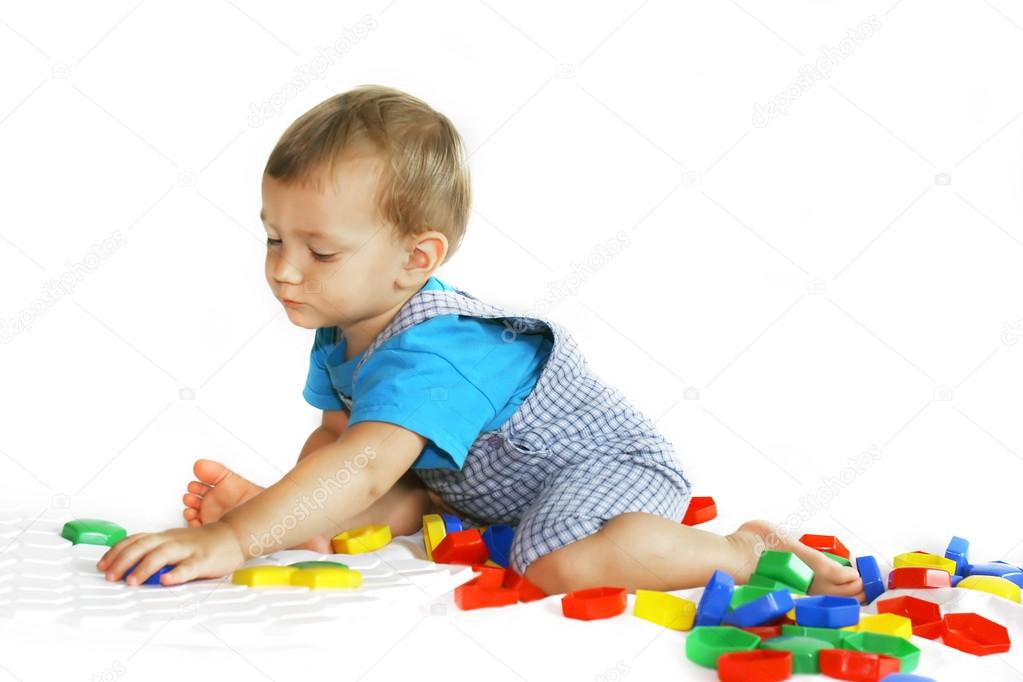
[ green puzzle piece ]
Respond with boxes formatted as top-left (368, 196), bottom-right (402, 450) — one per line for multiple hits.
top-left (823, 551), bottom-right (852, 567)
top-left (60, 518), bottom-right (127, 546)
top-left (761, 635), bottom-right (831, 674)
top-left (289, 560), bottom-right (350, 570)
top-left (753, 550), bottom-right (815, 593)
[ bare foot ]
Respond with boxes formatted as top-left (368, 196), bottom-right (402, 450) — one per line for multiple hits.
top-left (182, 459), bottom-right (333, 554)
top-left (728, 519), bottom-right (865, 602)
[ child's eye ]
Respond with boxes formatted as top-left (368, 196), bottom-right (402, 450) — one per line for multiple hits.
top-left (266, 238), bottom-right (336, 262)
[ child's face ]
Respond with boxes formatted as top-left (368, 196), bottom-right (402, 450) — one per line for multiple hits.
top-left (260, 153), bottom-right (410, 330)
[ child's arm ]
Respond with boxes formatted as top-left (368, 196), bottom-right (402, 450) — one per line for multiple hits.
top-left (97, 420), bottom-right (426, 586)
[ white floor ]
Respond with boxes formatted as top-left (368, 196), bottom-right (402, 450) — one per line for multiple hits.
top-left (2, 497), bottom-right (1023, 681)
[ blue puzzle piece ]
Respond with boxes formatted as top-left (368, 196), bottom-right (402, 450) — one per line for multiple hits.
top-left (124, 562), bottom-right (175, 586)
top-left (965, 561), bottom-right (1023, 578)
top-left (945, 536), bottom-right (969, 575)
top-left (882, 675), bottom-right (936, 682)
top-left (441, 513), bottom-right (463, 534)
top-left (793, 595), bottom-right (860, 628)
top-left (951, 574), bottom-right (965, 587)
top-left (481, 524), bottom-right (514, 567)
top-left (695, 569), bottom-right (735, 626)
top-left (855, 555), bottom-right (885, 604)
top-left (1000, 573), bottom-right (1023, 588)
top-left (723, 588), bottom-right (794, 627)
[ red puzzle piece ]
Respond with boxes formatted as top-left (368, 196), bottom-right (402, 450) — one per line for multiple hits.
top-left (887, 567), bottom-right (951, 589)
top-left (682, 496), bottom-right (718, 526)
top-left (432, 529), bottom-right (489, 566)
top-left (799, 533), bottom-right (850, 560)
top-left (561, 586), bottom-right (627, 620)
top-left (876, 596), bottom-right (942, 640)
top-left (941, 612), bottom-right (1011, 656)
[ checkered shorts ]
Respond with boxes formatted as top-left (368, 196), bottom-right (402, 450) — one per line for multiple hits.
top-left (352, 286), bottom-right (692, 576)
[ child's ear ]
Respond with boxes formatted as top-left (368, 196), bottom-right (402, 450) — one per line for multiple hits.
top-left (403, 230), bottom-right (448, 279)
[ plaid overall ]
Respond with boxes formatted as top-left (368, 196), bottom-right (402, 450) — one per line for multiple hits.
top-left (351, 284), bottom-right (692, 576)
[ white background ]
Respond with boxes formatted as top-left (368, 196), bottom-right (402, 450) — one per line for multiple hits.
top-left (1, 1), bottom-right (1022, 680)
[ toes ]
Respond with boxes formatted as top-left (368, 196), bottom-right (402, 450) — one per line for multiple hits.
top-left (183, 508), bottom-right (198, 521)
top-left (193, 458), bottom-right (231, 486)
top-left (187, 481), bottom-right (210, 496)
top-left (182, 493), bottom-right (203, 509)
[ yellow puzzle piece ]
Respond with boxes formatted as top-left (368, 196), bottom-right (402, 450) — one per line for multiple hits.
top-left (422, 514), bottom-right (446, 561)
top-left (893, 552), bottom-right (957, 575)
top-left (846, 613), bottom-right (913, 639)
top-left (231, 565), bottom-right (298, 587)
top-left (290, 567), bottom-right (363, 589)
top-left (633, 589), bottom-right (696, 631)
top-left (957, 575), bottom-right (1022, 603)
top-left (331, 524), bottom-right (392, 554)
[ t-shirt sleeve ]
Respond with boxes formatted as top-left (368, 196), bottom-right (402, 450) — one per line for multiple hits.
top-left (302, 327), bottom-right (346, 411)
top-left (346, 348), bottom-right (495, 470)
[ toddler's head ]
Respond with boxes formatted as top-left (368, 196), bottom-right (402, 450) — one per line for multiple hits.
top-left (260, 84), bottom-right (470, 330)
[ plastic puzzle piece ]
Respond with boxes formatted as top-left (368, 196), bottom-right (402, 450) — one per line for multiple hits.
top-left (876, 596), bottom-right (942, 639)
top-left (454, 583), bottom-right (518, 610)
top-left (422, 513), bottom-right (446, 561)
top-left (743, 624), bottom-right (783, 640)
top-left (759, 635), bottom-right (830, 674)
top-left (730, 585), bottom-right (774, 609)
top-left (468, 564), bottom-right (505, 589)
top-left (330, 524), bottom-right (391, 554)
top-left (288, 560), bottom-right (349, 570)
top-left (945, 536), bottom-right (969, 575)
top-left (793, 595), bottom-right (859, 628)
top-left (723, 589), bottom-right (794, 628)
top-left (824, 552), bottom-right (852, 567)
top-left (432, 528), bottom-right (489, 565)
top-left (754, 550), bottom-right (814, 594)
top-left (842, 632), bottom-right (920, 672)
top-left (964, 561), bottom-right (1023, 578)
top-left (716, 649), bottom-right (792, 682)
top-left (481, 524), bottom-right (514, 568)
top-left (123, 563), bottom-right (174, 586)
top-left (440, 513), bottom-right (462, 533)
top-left (561, 586), bottom-right (627, 621)
top-left (881, 675), bottom-right (936, 682)
top-left (60, 519), bottom-right (127, 547)
top-left (633, 589), bottom-right (696, 630)
top-left (781, 624), bottom-right (848, 647)
top-left (887, 567), bottom-right (950, 589)
top-left (290, 566), bottom-right (362, 589)
top-left (684, 626), bottom-right (760, 668)
top-left (818, 648), bottom-right (900, 681)
top-left (231, 565), bottom-right (298, 587)
top-left (799, 534), bottom-right (850, 559)
top-left (850, 613), bottom-right (913, 639)
top-left (695, 569), bottom-right (735, 626)
top-left (747, 574), bottom-right (806, 596)
top-left (893, 551), bottom-right (956, 575)
top-left (502, 568), bottom-right (547, 602)
top-left (941, 612), bottom-right (1011, 655)
top-left (682, 496), bottom-right (717, 526)
top-left (855, 556), bottom-right (885, 604)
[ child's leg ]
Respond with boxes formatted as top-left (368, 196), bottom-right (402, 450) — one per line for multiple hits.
top-left (524, 513), bottom-right (864, 600)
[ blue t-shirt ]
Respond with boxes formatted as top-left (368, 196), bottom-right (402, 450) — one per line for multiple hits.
top-left (302, 276), bottom-right (553, 471)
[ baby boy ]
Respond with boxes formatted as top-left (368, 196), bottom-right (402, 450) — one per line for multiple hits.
top-left (98, 85), bottom-right (863, 600)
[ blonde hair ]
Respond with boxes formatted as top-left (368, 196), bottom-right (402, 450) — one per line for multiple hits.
top-left (264, 84), bottom-right (471, 263)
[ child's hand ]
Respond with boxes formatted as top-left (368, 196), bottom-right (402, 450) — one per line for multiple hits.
top-left (96, 521), bottom-right (247, 586)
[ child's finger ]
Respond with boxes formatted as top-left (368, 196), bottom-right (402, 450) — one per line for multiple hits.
top-left (96, 533), bottom-right (148, 571)
top-left (161, 559), bottom-right (201, 586)
top-left (104, 534), bottom-right (164, 581)
top-left (125, 542), bottom-right (189, 586)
